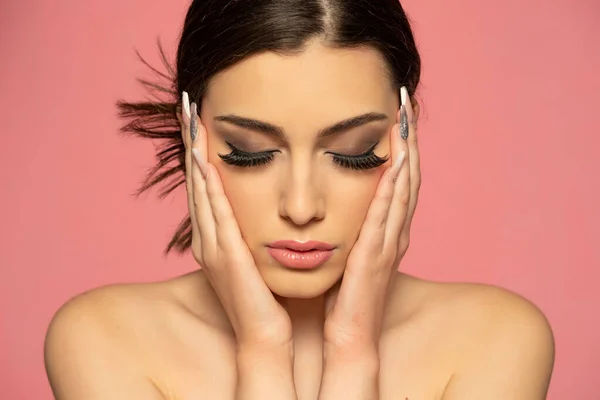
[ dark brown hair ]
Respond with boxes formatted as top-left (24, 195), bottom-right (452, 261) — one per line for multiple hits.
top-left (117, 0), bottom-right (421, 254)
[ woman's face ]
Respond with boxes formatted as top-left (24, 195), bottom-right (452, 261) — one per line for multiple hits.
top-left (201, 40), bottom-right (399, 298)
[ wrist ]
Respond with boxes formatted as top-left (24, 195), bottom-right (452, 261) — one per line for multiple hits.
top-left (319, 349), bottom-right (380, 400)
top-left (324, 342), bottom-right (379, 366)
top-left (236, 343), bottom-right (294, 368)
top-left (323, 353), bottom-right (380, 377)
top-left (322, 345), bottom-right (380, 380)
top-left (235, 346), bottom-right (297, 400)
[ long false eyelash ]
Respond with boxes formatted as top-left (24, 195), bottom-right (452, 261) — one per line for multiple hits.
top-left (327, 143), bottom-right (389, 170)
top-left (218, 141), bottom-right (280, 167)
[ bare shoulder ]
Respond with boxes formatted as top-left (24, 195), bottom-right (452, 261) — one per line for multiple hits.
top-left (428, 279), bottom-right (554, 357)
top-left (391, 274), bottom-right (555, 399)
top-left (44, 273), bottom-right (217, 400)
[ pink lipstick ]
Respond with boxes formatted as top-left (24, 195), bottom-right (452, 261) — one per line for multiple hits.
top-left (266, 240), bottom-right (335, 270)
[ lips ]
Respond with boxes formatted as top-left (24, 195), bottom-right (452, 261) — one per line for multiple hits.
top-left (266, 240), bottom-right (335, 269)
top-left (268, 240), bottom-right (335, 251)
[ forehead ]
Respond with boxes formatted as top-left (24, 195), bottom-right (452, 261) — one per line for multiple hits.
top-left (204, 41), bottom-right (397, 125)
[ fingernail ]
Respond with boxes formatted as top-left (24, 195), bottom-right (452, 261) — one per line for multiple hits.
top-left (192, 148), bottom-right (208, 179)
top-left (401, 86), bottom-right (416, 125)
top-left (401, 86), bottom-right (408, 107)
top-left (182, 91), bottom-right (191, 124)
top-left (399, 105), bottom-right (409, 140)
top-left (389, 151), bottom-right (406, 182)
top-left (190, 102), bottom-right (198, 142)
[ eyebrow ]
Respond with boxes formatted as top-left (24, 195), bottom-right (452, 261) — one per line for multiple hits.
top-left (213, 112), bottom-right (389, 140)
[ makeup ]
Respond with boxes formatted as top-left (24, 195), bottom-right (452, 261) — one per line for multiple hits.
top-left (218, 140), bottom-right (388, 170)
top-left (182, 92), bottom-right (191, 124)
top-left (399, 106), bottom-right (408, 141)
top-left (218, 141), bottom-right (280, 167)
top-left (400, 86), bottom-right (409, 140)
top-left (326, 142), bottom-right (387, 170)
top-left (190, 103), bottom-right (198, 141)
top-left (266, 240), bottom-right (335, 270)
top-left (401, 86), bottom-right (408, 107)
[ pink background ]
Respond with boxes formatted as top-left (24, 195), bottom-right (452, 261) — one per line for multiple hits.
top-left (1, 0), bottom-right (599, 398)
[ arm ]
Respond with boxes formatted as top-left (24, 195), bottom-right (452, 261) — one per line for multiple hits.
top-left (183, 93), bottom-right (297, 399)
top-left (44, 293), bottom-right (163, 400)
top-left (236, 346), bottom-right (298, 400)
top-left (318, 87), bottom-right (417, 400)
top-left (318, 348), bottom-right (380, 400)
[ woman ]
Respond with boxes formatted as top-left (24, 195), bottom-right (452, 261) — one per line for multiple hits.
top-left (44, 0), bottom-right (555, 398)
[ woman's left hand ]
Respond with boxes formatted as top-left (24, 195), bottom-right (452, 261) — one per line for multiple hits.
top-left (323, 87), bottom-right (421, 360)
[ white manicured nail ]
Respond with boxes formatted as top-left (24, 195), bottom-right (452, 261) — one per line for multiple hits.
top-left (401, 86), bottom-right (408, 106)
top-left (182, 91), bottom-right (191, 122)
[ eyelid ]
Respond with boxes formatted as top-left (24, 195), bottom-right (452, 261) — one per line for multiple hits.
top-left (326, 142), bottom-right (379, 158)
top-left (223, 140), bottom-right (385, 160)
top-left (224, 141), bottom-right (279, 155)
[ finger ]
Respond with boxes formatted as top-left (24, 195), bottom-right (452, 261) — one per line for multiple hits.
top-left (189, 103), bottom-right (216, 249)
top-left (384, 104), bottom-right (412, 249)
top-left (191, 155), bottom-right (216, 250)
top-left (180, 92), bottom-right (202, 249)
top-left (198, 159), bottom-right (280, 334)
top-left (188, 108), bottom-right (266, 285)
top-left (181, 91), bottom-right (191, 138)
top-left (185, 109), bottom-right (249, 252)
top-left (402, 89), bottom-right (422, 231)
top-left (203, 162), bottom-right (248, 252)
top-left (352, 123), bottom-right (401, 251)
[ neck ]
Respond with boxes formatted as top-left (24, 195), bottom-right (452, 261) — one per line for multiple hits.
top-left (284, 295), bottom-right (326, 397)
top-left (285, 295), bottom-right (326, 331)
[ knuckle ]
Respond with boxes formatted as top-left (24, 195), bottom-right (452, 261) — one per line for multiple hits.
top-left (409, 130), bottom-right (418, 145)
top-left (376, 249), bottom-right (393, 267)
top-left (219, 205), bottom-right (236, 220)
top-left (398, 194), bottom-right (410, 206)
top-left (215, 210), bottom-right (235, 228)
top-left (378, 215), bottom-right (388, 229)
top-left (379, 191), bottom-right (394, 205)
top-left (415, 176), bottom-right (422, 189)
top-left (410, 121), bottom-right (419, 132)
top-left (400, 232), bottom-right (411, 251)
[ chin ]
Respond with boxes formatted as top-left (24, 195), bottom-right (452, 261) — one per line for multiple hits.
top-left (259, 264), bottom-right (344, 299)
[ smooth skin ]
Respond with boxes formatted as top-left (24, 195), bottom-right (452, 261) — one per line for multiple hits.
top-left (45, 40), bottom-right (555, 399)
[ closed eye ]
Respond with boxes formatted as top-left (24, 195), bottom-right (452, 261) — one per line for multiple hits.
top-left (326, 143), bottom-right (388, 170)
top-left (218, 141), bottom-right (280, 167)
top-left (218, 141), bottom-right (388, 170)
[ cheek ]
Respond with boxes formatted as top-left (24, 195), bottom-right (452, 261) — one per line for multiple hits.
top-left (217, 167), bottom-right (273, 243)
top-left (326, 171), bottom-right (382, 244)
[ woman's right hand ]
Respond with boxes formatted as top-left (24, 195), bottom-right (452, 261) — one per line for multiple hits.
top-left (180, 92), bottom-right (292, 352)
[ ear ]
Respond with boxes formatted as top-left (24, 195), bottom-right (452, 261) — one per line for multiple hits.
top-left (412, 101), bottom-right (420, 123)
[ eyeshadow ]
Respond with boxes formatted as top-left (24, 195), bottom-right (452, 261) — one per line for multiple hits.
top-left (321, 129), bottom-right (386, 154)
top-left (213, 128), bottom-right (277, 151)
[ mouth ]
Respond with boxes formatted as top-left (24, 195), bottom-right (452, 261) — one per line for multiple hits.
top-left (266, 240), bottom-right (335, 269)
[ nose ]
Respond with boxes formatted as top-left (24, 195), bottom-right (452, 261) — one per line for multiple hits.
top-left (278, 164), bottom-right (325, 226)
